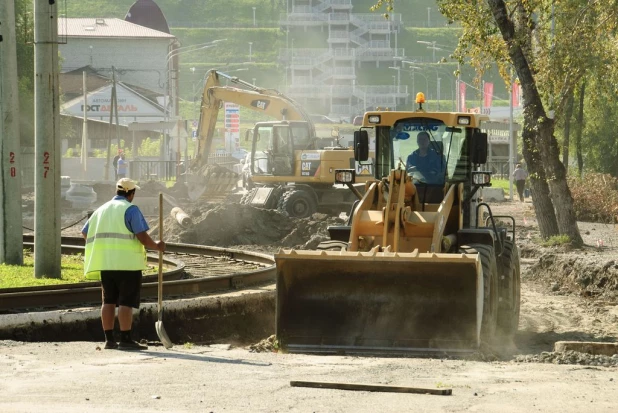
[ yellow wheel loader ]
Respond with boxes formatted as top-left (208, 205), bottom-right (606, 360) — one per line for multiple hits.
top-left (189, 70), bottom-right (373, 217)
top-left (275, 93), bottom-right (521, 355)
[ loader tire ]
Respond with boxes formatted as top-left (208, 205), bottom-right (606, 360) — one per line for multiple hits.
top-left (460, 243), bottom-right (499, 346)
top-left (496, 240), bottom-right (521, 339)
top-left (240, 188), bottom-right (258, 205)
top-left (278, 189), bottom-right (316, 218)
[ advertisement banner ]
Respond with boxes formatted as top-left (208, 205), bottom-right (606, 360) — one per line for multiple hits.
top-left (459, 82), bottom-right (466, 112)
top-left (224, 103), bottom-right (241, 153)
top-left (512, 82), bottom-right (522, 107)
top-left (483, 82), bottom-right (494, 108)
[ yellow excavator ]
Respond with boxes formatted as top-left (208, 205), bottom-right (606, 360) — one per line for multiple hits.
top-left (188, 70), bottom-right (373, 217)
top-left (275, 93), bottom-right (521, 355)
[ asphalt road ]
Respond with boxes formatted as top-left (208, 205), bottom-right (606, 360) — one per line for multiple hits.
top-left (0, 341), bottom-right (615, 413)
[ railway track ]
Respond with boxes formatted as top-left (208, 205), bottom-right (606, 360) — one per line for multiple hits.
top-left (1, 236), bottom-right (276, 313)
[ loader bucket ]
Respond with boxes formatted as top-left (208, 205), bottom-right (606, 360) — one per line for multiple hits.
top-left (275, 249), bottom-right (483, 356)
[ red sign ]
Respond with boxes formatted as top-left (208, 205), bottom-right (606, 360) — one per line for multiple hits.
top-left (459, 82), bottom-right (466, 112)
top-left (483, 82), bottom-right (494, 108)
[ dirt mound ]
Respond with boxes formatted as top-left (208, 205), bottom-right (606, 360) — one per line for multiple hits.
top-left (164, 202), bottom-right (345, 249)
top-left (529, 250), bottom-right (618, 300)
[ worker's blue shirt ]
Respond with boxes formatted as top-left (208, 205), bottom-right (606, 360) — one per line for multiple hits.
top-left (81, 196), bottom-right (149, 235)
top-left (117, 159), bottom-right (128, 174)
top-left (406, 149), bottom-right (446, 185)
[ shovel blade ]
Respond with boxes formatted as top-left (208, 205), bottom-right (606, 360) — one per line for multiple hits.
top-left (155, 318), bottom-right (174, 349)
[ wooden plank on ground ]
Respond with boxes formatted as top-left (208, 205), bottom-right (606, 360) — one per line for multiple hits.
top-left (290, 380), bottom-right (452, 396)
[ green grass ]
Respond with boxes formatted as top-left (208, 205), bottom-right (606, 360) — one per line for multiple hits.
top-left (490, 178), bottom-right (510, 192)
top-left (540, 235), bottom-right (572, 247)
top-left (0, 251), bottom-right (157, 289)
top-left (0, 251), bottom-right (86, 289)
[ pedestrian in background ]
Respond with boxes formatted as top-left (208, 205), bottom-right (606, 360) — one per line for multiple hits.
top-left (513, 163), bottom-right (529, 202)
top-left (116, 153), bottom-right (128, 179)
top-left (82, 178), bottom-right (165, 350)
top-left (112, 150), bottom-right (122, 181)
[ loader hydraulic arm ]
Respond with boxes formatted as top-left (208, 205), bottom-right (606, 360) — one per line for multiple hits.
top-left (194, 69), bottom-right (315, 166)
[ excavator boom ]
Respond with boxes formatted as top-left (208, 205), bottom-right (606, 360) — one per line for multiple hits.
top-left (187, 70), bottom-right (315, 200)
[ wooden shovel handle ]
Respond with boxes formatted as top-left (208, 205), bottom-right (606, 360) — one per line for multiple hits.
top-left (158, 193), bottom-right (163, 312)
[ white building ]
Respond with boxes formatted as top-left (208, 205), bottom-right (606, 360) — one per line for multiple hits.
top-left (58, 17), bottom-right (178, 108)
top-left (280, 0), bottom-right (409, 120)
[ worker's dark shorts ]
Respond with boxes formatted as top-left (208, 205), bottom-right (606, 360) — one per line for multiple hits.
top-left (100, 270), bottom-right (142, 309)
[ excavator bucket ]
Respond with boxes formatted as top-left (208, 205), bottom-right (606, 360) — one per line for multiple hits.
top-left (275, 249), bottom-right (483, 355)
top-left (186, 164), bottom-right (239, 201)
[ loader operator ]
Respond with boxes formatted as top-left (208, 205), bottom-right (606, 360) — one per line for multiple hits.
top-left (405, 131), bottom-right (446, 185)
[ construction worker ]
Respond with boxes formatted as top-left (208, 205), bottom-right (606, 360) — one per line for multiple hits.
top-left (82, 178), bottom-right (165, 350)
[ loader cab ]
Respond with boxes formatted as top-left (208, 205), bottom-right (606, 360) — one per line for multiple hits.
top-left (355, 112), bottom-right (488, 212)
top-left (357, 114), bottom-right (486, 185)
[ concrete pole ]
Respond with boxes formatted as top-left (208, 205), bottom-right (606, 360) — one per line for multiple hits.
top-left (509, 76), bottom-right (515, 201)
top-left (34, 0), bottom-right (61, 278)
top-left (0, 0), bottom-right (24, 265)
top-left (81, 71), bottom-right (88, 177)
top-left (436, 76), bottom-right (441, 110)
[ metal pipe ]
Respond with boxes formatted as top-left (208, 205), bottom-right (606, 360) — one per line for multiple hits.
top-left (171, 207), bottom-right (192, 228)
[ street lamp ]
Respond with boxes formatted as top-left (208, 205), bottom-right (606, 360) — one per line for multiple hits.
top-left (248, 42), bottom-right (253, 62)
top-left (417, 40), bottom-right (437, 63)
top-left (165, 39), bottom-right (227, 118)
top-left (252, 7), bottom-right (257, 27)
top-left (395, 58), bottom-right (425, 96)
top-left (388, 66), bottom-right (401, 91)
top-left (414, 42), bottom-right (461, 110)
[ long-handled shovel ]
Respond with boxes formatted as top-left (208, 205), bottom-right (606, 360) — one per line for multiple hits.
top-left (155, 192), bottom-right (173, 349)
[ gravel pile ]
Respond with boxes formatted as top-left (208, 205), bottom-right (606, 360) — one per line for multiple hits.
top-left (515, 350), bottom-right (618, 367)
top-left (249, 335), bottom-right (278, 353)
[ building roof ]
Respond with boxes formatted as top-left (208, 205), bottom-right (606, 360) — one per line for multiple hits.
top-left (60, 66), bottom-right (162, 107)
top-left (59, 17), bottom-right (175, 39)
top-left (124, 0), bottom-right (170, 34)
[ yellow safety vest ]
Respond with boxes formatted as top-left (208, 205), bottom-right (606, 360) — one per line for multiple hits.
top-left (84, 198), bottom-right (147, 280)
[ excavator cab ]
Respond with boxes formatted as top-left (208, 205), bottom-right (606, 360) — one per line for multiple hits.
top-left (274, 107), bottom-right (520, 356)
top-left (246, 122), bottom-right (298, 178)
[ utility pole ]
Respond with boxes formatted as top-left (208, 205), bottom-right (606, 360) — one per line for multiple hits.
top-left (0, 0), bottom-right (24, 265)
top-left (81, 71), bottom-right (88, 178)
top-left (104, 67), bottom-right (117, 181)
top-left (34, 0), bottom-right (61, 278)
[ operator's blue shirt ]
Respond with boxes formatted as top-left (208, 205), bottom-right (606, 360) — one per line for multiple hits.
top-left (81, 195), bottom-right (149, 235)
top-left (406, 149), bottom-right (446, 185)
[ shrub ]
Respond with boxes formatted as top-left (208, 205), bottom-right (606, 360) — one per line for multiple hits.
top-left (568, 173), bottom-right (618, 223)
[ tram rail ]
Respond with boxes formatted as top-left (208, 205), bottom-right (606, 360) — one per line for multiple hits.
top-left (1, 236), bottom-right (276, 313)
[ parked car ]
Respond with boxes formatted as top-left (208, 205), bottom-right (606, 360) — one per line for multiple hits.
top-left (309, 114), bottom-right (341, 124)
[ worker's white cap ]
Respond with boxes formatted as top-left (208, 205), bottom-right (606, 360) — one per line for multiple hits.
top-left (116, 178), bottom-right (140, 192)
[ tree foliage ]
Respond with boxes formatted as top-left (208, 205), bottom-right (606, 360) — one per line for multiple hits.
top-left (370, 1), bottom-right (618, 243)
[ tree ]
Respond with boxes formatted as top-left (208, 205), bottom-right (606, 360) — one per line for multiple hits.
top-left (372, 1), bottom-right (618, 245)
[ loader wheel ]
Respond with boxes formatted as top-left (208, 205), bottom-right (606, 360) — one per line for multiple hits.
top-left (278, 189), bottom-right (316, 218)
top-left (240, 188), bottom-right (258, 205)
top-left (460, 244), bottom-right (499, 346)
top-left (496, 240), bottom-right (521, 339)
